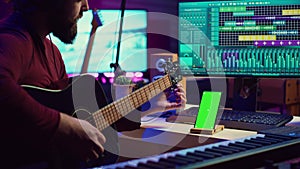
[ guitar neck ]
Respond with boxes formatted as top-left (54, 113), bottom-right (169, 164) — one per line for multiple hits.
top-left (80, 9), bottom-right (103, 74)
top-left (80, 32), bottom-right (96, 74)
top-left (93, 74), bottom-right (172, 131)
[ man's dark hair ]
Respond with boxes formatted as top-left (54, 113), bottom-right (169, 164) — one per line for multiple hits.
top-left (8, 0), bottom-right (56, 14)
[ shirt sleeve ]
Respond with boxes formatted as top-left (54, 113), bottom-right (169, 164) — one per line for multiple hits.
top-left (0, 32), bottom-right (60, 147)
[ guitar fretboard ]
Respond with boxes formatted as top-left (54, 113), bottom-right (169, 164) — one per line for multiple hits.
top-left (92, 74), bottom-right (172, 131)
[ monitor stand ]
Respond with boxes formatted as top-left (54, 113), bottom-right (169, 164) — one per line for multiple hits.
top-left (232, 77), bottom-right (259, 112)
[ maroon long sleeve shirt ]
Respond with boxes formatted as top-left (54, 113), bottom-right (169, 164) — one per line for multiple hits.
top-left (0, 14), bottom-right (70, 167)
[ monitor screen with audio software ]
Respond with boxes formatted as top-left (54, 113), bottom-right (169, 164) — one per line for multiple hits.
top-left (178, 0), bottom-right (300, 77)
top-left (50, 9), bottom-right (147, 75)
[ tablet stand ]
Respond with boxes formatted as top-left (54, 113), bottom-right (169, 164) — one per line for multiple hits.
top-left (190, 125), bottom-right (224, 135)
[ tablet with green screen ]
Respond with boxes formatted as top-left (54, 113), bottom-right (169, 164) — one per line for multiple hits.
top-left (194, 91), bottom-right (222, 129)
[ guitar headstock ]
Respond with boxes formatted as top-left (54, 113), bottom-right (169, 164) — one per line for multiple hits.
top-left (91, 9), bottom-right (103, 33)
top-left (163, 60), bottom-right (182, 86)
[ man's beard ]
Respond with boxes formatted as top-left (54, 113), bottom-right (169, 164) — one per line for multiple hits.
top-left (52, 19), bottom-right (78, 44)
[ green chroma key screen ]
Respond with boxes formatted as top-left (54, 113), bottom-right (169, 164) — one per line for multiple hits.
top-left (194, 91), bottom-right (222, 129)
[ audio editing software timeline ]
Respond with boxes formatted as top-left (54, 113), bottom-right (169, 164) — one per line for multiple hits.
top-left (178, 0), bottom-right (300, 77)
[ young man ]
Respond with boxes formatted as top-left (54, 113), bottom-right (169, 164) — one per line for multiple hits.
top-left (0, 0), bottom-right (186, 168)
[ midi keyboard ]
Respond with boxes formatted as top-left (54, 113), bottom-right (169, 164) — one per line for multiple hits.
top-left (98, 133), bottom-right (300, 169)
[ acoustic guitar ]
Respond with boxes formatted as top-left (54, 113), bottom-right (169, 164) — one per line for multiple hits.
top-left (22, 61), bottom-right (182, 168)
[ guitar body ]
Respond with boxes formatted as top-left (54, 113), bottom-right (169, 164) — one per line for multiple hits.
top-left (24, 75), bottom-right (107, 119)
top-left (22, 61), bottom-right (181, 168)
top-left (23, 74), bottom-right (119, 168)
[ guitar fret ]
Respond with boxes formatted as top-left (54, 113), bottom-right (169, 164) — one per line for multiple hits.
top-left (135, 91), bottom-right (142, 106)
top-left (120, 100), bottom-right (128, 115)
top-left (134, 89), bottom-right (144, 107)
top-left (106, 107), bottom-right (114, 122)
top-left (127, 101), bottom-right (134, 113)
top-left (149, 79), bottom-right (161, 98)
top-left (129, 95), bottom-right (136, 110)
top-left (117, 101), bottom-right (123, 114)
top-left (140, 90), bottom-right (147, 103)
top-left (122, 100), bottom-right (128, 114)
top-left (127, 95), bottom-right (135, 111)
top-left (103, 111), bottom-right (109, 123)
top-left (148, 83), bottom-right (156, 98)
top-left (157, 80), bottom-right (162, 87)
top-left (158, 79), bottom-right (163, 92)
top-left (124, 97), bottom-right (130, 113)
top-left (115, 102), bottom-right (123, 117)
top-left (150, 83), bottom-right (156, 97)
top-left (130, 94), bottom-right (137, 108)
top-left (145, 84), bottom-right (151, 100)
top-left (134, 92), bottom-right (141, 108)
top-left (106, 107), bottom-right (111, 120)
top-left (93, 113), bottom-right (103, 130)
top-left (143, 88), bottom-right (149, 103)
top-left (154, 82), bottom-right (160, 94)
top-left (133, 92), bottom-right (138, 105)
top-left (161, 79), bottom-right (166, 88)
top-left (109, 104), bottom-right (120, 121)
top-left (121, 97), bottom-right (131, 114)
top-left (93, 104), bottom-right (120, 130)
top-left (126, 97), bottom-right (133, 112)
top-left (115, 96), bottom-right (135, 118)
top-left (137, 89), bottom-right (145, 105)
top-left (150, 83), bottom-right (158, 97)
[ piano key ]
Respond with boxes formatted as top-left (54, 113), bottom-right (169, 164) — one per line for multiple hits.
top-left (176, 154), bottom-right (203, 162)
top-left (213, 146), bottom-right (236, 154)
top-left (194, 150), bottom-right (217, 158)
top-left (248, 138), bottom-right (272, 145)
top-left (205, 147), bottom-right (233, 155)
top-left (266, 134), bottom-right (294, 140)
top-left (146, 161), bottom-right (174, 169)
top-left (255, 136), bottom-right (281, 143)
top-left (203, 149), bottom-right (224, 157)
top-left (135, 164), bottom-right (154, 169)
top-left (161, 157), bottom-right (189, 165)
top-left (137, 162), bottom-right (165, 169)
top-left (157, 158), bottom-right (177, 168)
top-left (225, 144), bottom-right (247, 151)
top-left (244, 139), bottom-right (265, 146)
top-left (171, 155), bottom-right (199, 163)
top-left (217, 145), bottom-right (241, 153)
top-left (236, 141), bottom-right (263, 148)
top-left (185, 153), bottom-right (206, 161)
top-left (117, 165), bottom-right (137, 169)
top-left (229, 142), bottom-right (256, 149)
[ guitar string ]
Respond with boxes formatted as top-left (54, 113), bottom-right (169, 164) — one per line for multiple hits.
top-left (83, 75), bottom-right (172, 130)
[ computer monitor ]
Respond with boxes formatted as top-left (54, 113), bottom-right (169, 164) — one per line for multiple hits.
top-left (178, 0), bottom-right (300, 112)
top-left (178, 0), bottom-right (300, 78)
top-left (50, 9), bottom-right (148, 75)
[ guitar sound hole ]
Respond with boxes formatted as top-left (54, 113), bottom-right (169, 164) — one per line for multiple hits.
top-left (73, 109), bottom-right (95, 126)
